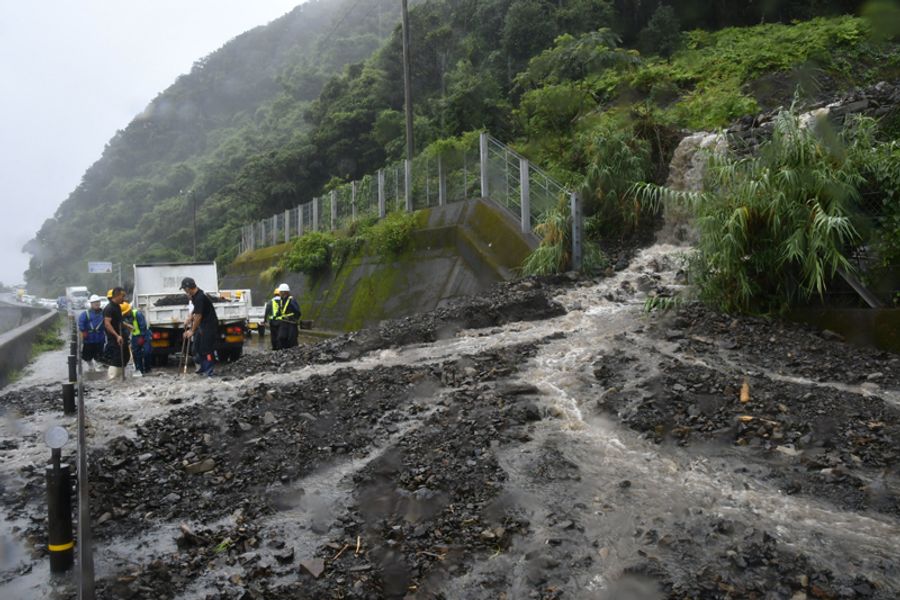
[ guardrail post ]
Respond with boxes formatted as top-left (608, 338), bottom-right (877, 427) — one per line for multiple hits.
top-left (438, 156), bottom-right (446, 206)
top-left (570, 191), bottom-right (583, 271)
top-left (377, 169), bottom-right (386, 218)
top-left (62, 383), bottom-right (76, 415)
top-left (284, 209), bottom-right (290, 243)
top-left (351, 181), bottom-right (358, 221)
top-left (480, 132), bottom-right (489, 199)
top-left (330, 190), bottom-right (337, 230)
top-left (404, 159), bottom-right (412, 212)
top-left (520, 158), bottom-right (531, 233)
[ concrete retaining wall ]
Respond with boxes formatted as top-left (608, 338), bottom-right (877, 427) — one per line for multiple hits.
top-left (0, 302), bottom-right (58, 388)
top-left (223, 198), bottom-right (538, 332)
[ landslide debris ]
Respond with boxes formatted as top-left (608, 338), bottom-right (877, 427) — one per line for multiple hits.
top-left (222, 278), bottom-right (565, 375)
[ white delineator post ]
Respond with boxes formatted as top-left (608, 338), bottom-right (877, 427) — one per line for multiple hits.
top-left (479, 132), bottom-right (489, 199)
top-left (519, 157), bottom-right (530, 234)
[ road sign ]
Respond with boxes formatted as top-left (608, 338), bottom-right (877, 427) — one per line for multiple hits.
top-left (88, 262), bottom-right (112, 274)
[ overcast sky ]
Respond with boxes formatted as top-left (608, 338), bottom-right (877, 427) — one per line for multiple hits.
top-left (0, 0), bottom-right (305, 288)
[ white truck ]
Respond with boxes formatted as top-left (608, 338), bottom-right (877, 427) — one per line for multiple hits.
top-left (65, 286), bottom-right (91, 311)
top-left (132, 262), bottom-right (251, 364)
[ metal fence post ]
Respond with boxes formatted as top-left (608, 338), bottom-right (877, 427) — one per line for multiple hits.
top-left (438, 155), bottom-right (446, 206)
top-left (404, 159), bottom-right (412, 212)
top-left (520, 158), bottom-right (531, 233)
top-left (330, 190), bottom-right (337, 230)
top-left (480, 132), bottom-right (489, 199)
top-left (313, 197), bottom-right (319, 231)
top-left (570, 192), bottom-right (583, 271)
top-left (378, 169), bottom-right (386, 218)
top-left (351, 181), bottom-right (358, 222)
top-left (271, 215), bottom-right (277, 246)
top-left (299, 205), bottom-right (305, 237)
top-left (284, 209), bottom-right (290, 243)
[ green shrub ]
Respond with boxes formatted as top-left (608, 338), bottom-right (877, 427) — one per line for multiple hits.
top-left (367, 211), bottom-right (417, 257)
top-left (32, 318), bottom-right (64, 355)
top-left (281, 231), bottom-right (335, 276)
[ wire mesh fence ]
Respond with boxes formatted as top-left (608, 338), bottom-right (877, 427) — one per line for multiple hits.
top-left (239, 132), bottom-right (571, 254)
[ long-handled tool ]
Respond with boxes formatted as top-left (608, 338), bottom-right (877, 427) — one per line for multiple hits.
top-left (181, 336), bottom-right (189, 377)
top-left (119, 330), bottom-right (126, 381)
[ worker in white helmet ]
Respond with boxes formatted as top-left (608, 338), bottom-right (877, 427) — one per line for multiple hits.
top-left (272, 283), bottom-right (301, 350)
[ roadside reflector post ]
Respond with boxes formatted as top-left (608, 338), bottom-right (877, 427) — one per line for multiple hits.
top-left (67, 355), bottom-right (77, 383)
top-left (62, 383), bottom-right (76, 416)
top-left (45, 427), bottom-right (74, 574)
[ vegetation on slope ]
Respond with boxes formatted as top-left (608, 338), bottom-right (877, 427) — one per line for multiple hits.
top-left (25, 0), bottom-right (900, 317)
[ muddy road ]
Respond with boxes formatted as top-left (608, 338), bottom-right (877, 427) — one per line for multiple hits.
top-left (1, 243), bottom-right (898, 599)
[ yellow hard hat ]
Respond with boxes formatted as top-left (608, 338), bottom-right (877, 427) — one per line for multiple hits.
top-left (273, 288), bottom-right (280, 296)
top-left (107, 289), bottom-right (114, 299)
top-left (120, 302), bottom-right (132, 314)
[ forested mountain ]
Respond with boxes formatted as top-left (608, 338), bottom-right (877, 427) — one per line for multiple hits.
top-left (25, 0), bottom-right (895, 294)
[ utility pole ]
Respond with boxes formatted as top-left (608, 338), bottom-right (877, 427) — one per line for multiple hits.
top-left (401, 0), bottom-right (414, 163)
top-left (191, 191), bottom-right (197, 261)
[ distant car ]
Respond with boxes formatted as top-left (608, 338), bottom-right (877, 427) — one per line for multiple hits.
top-left (247, 305), bottom-right (266, 335)
top-left (38, 298), bottom-right (58, 310)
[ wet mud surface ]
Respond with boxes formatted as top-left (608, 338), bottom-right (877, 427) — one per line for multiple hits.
top-left (1, 253), bottom-right (899, 599)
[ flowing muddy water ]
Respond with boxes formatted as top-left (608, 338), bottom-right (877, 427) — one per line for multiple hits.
top-left (1, 242), bottom-right (898, 598)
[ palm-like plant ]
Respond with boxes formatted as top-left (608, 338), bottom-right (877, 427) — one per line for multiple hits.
top-left (636, 108), bottom-right (865, 313)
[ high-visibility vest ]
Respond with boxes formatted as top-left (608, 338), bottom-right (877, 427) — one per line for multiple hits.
top-left (270, 297), bottom-right (280, 319)
top-left (131, 310), bottom-right (145, 336)
top-left (273, 296), bottom-right (298, 322)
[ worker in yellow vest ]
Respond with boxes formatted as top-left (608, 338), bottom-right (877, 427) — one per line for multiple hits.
top-left (272, 283), bottom-right (301, 350)
top-left (263, 288), bottom-right (281, 350)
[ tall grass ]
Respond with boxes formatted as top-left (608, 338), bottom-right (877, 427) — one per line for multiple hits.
top-left (522, 198), bottom-right (608, 275)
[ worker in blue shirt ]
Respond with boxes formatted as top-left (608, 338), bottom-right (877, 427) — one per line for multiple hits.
top-left (78, 294), bottom-right (106, 372)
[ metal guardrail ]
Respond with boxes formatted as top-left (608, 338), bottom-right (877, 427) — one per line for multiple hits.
top-left (239, 132), bottom-right (575, 254)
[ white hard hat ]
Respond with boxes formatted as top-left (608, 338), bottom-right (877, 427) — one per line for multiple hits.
top-left (278, 283), bottom-right (290, 292)
top-left (89, 294), bottom-right (102, 303)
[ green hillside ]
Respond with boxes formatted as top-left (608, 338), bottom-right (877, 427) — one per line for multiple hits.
top-left (24, 0), bottom-right (900, 298)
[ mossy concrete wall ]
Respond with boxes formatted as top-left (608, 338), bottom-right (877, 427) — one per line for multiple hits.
top-left (222, 199), bottom-right (538, 332)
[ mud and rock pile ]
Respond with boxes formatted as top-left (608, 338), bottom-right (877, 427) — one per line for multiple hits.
top-left (223, 277), bottom-right (566, 376)
top-left (1, 266), bottom-right (898, 600)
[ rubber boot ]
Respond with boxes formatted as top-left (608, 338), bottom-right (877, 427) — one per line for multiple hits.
top-left (107, 366), bottom-right (123, 380)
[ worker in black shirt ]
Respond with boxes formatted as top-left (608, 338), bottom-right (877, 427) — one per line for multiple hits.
top-left (273, 283), bottom-right (301, 350)
top-left (103, 287), bottom-right (131, 380)
top-left (180, 277), bottom-right (219, 377)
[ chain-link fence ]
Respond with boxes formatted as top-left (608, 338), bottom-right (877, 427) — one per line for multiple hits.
top-left (239, 132), bottom-right (573, 255)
